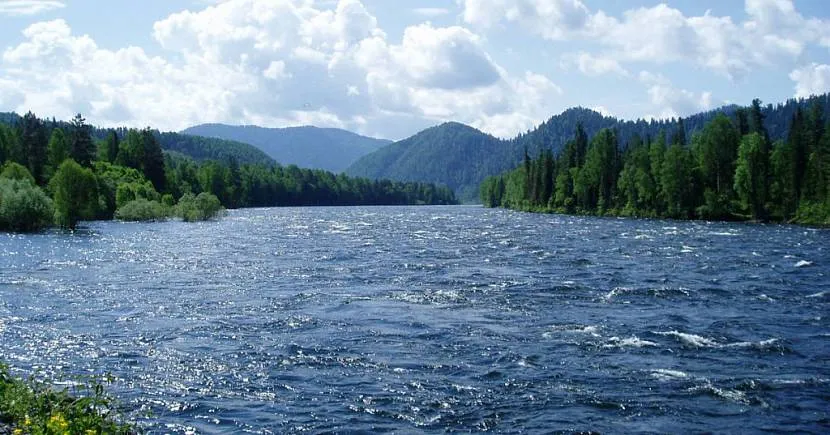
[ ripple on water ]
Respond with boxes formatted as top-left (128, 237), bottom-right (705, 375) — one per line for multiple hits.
top-left (0, 206), bottom-right (828, 433)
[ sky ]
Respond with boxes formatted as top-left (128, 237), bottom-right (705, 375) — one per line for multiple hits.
top-left (0, 0), bottom-right (829, 140)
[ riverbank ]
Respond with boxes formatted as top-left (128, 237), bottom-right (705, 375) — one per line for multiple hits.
top-left (0, 363), bottom-right (136, 434)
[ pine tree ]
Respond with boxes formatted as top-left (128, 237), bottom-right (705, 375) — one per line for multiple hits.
top-left (141, 128), bottom-right (166, 192)
top-left (20, 111), bottom-right (48, 185)
top-left (46, 128), bottom-right (70, 178)
top-left (69, 113), bottom-right (95, 167)
top-left (734, 133), bottom-right (768, 220)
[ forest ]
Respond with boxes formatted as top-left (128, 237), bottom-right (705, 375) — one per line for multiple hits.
top-left (481, 98), bottom-right (830, 225)
top-left (0, 112), bottom-right (457, 232)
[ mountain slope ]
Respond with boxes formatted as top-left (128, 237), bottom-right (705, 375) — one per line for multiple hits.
top-left (0, 113), bottom-right (275, 166)
top-left (345, 122), bottom-right (505, 201)
top-left (156, 132), bottom-right (275, 166)
top-left (347, 95), bottom-right (829, 202)
top-left (181, 124), bottom-right (390, 172)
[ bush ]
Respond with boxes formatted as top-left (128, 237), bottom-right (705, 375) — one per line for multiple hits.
top-left (0, 362), bottom-right (136, 434)
top-left (174, 192), bottom-right (224, 222)
top-left (49, 159), bottom-right (99, 229)
top-left (0, 178), bottom-right (54, 232)
top-left (115, 199), bottom-right (169, 222)
top-left (0, 161), bottom-right (36, 184)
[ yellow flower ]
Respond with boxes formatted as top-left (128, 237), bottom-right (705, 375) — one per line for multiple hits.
top-left (85, 430), bottom-right (97, 435)
top-left (47, 412), bottom-right (70, 434)
top-left (23, 415), bottom-right (31, 427)
top-left (12, 428), bottom-right (23, 435)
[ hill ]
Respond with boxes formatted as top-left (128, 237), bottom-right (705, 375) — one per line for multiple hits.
top-left (155, 132), bottom-right (274, 166)
top-left (345, 122), bottom-right (504, 201)
top-left (0, 113), bottom-right (275, 166)
top-left (347, 94), bottom-right (830, 202)
top-left (181, 124), bottom-right (390, 172)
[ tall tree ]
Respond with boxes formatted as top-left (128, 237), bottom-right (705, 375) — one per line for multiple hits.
top-left (141, 128), bottom-right (166, 192)
top-left (46, 128), bottom-right (70, 178)
top-left (49, 159), bottom-right (99, 229)
top-left (734, 132), bottom-right (768, 220)
top-left (103, 129), bottom-right (120, 163)
top-left (69, 113), bottom-right (95, 167)
top-left (20, 111), bottom-right (48, 184)
top-left (661, 143), bottom-right (692, 218)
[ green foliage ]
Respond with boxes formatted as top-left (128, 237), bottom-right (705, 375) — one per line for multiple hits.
top-left (0, 362), bottom-right (136, 434)
top-left (115, 198), bottom-right (169, 222)
top-left (175, 192), bottom-right (224, 222)
top-left (1, 161), bottom-right (36, 184)
top-left (49, 159), bottom-right (99, 229)
top-left (20, 111), bottom-right (48, 185)
top-left (47, 128), bottom-right (70, 178)
top-left (734, 133), bottom-right (768, 219)
top-left (484, 97), bottom-right (830, 226)
top-left (157, 132), bottom-right (275, 166)
top-left (69, 113), bottom-right (95, 167)
top-left (346, 122), bottom-right (505, 202)
top-left (93, 161), bottom-right (155, 219)
top-left (0, 178), bottom-right (54, 232)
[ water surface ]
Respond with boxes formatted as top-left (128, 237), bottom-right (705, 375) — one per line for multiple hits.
top-left (1, 206), bottom-right (828, 433)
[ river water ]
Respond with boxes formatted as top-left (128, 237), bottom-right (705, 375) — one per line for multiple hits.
top-left (0, 206), bottom-right (828, 433)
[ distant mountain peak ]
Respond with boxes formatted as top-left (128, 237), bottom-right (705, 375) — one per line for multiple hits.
top-left (180, 123), bottom-right (391, 172)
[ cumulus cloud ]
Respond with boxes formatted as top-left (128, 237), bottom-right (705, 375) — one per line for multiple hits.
top-left (460, 0), bottom-right (830, 79)
top-left (560, 51), bottom-right (628, 77)
top-left (0, 0), bottom-right (562, 139)
top-left (0, 0), bottom-right (64, 16)
top-left (790, 64), bottom-right (830, 98)
top-left (639, 71), bottom-right (712, 119)
top-left (412, 8), bottom-right (450, 17)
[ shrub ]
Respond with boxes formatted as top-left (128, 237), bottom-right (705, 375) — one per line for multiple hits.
top-left (0, 362), bottom-right (136, 434)
top-left (0, 161), bottom-right (36, 184)
top-left (49, 159), bottom-right (98, 229)
top-left (0, 178), bottom-right (54, 232)
top-left (115, 199), bottom-right (169, 222)
top-left (174, 192), bottom-right (224, 222)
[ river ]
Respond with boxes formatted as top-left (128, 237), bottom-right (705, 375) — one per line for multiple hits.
top-left (0, 206), bottom-right (828, 433)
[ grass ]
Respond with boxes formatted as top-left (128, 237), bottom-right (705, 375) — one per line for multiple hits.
top-left (0, 363), bottom-right (137, 434)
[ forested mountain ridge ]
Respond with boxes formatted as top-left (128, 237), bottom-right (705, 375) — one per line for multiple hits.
top-left (345, 122), bottom-right (504, 201)
top-left (181, 123), bottom-right (390, 172)
top-left (0, 111), bottom-right (457, 231)
top-left (0, 113), bottom-right (275, 166)
top-left (347, 94), bottom-right (830, 202)
top-left (482, 96), bottom-right (830, 225)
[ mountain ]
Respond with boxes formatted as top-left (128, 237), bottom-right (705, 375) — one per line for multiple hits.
top-left (0, 113), bottom-right (275, 166)
top-left (347, 94), bottom-right (830, 202)
top-left (155, 132), bottom-right (275, 166)
top-left (345, 122), bottom-right (504, 201)
top-left (181, 124), bottom-right (391, 172)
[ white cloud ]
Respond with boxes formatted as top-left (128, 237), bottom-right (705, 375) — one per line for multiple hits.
top-left (0, 0), bottom-right (64, 16)
top-left (0, 0), bottom-right (562, 139)
top-left (412, 8), bottom-right (449, 17)
top-left (790, 63), bottom-right (830, 98)
top-left (460, 0), bottom-right (591, 40)
top-left (639, 71), bottom-right (712, 119)
top-left (560, 51), bottom-right (628, 77)
top-left (460, 0), bottom-right (830, 79)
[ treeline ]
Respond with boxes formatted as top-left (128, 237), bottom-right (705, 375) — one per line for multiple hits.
top-left (0, 111), bottom-right (456, 231)
top-left (482, 98), bottom-right (830, 225)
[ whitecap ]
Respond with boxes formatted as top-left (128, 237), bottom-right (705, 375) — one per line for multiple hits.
top-left (757, 294), bottom-right (775, 302)
top-left (604, 336), bottom-right (659, 348)
top-left (806, 291), bottom-right (827, 298)
top-left (794, 260), bottom-right (813, 268)
top-left (654, 330), bottom-right (719, 348)
top-left (651, 369), bottom-right (689, 381)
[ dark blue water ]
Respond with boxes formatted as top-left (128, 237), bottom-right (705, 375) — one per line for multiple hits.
top-left (1, 206), bottom-right (828, 433)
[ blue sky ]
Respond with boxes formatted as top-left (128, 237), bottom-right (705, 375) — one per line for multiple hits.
top-left (1, 0), bottom-right (829, 140)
